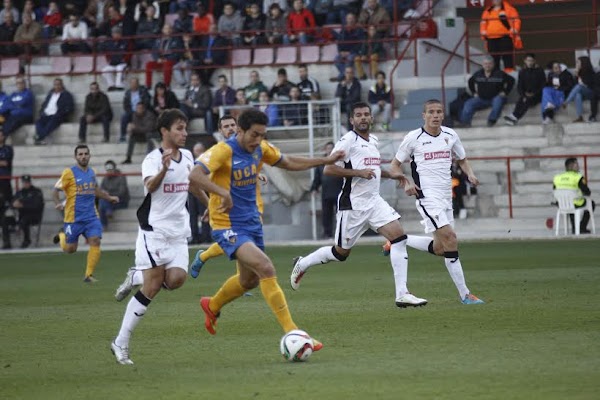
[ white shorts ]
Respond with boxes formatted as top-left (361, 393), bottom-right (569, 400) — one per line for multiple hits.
top-left (135, 230), bottom-right (189, 271)
top-left (415, 197), bottom-right (454, 234)
top-left (335, 196), bottom-right (400, 249)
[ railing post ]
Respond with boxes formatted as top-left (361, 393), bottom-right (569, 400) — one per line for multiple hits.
top-left (583, 155), bottom-right (588, 181)
top-left (465, 24), bottom-right (471, 75)
top-left (506, 158), bottom-right (513, 219)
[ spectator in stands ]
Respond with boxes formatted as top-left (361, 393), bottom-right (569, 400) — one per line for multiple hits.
top-left (286, 0), bottom-right (316, 44)
top-left (479, 0), bottom-right (520, 72)
top-left (152, 82), bottom-right (180, 114)
top-left (310, 141), bottom-right (342, 238)
top-left (282, 86), bottom-right (308, 126)
top-left (146, 23), bottom-right (182, 88)
top-left (335, 65), bottom-right (362, 126)
top-left (42, 1), bottom-right (62, 40)
top-left (410, 18), bottom-right (438, 39)
top-left (332, 13), bottom-right (365, 82)
top-left (265, 3), bottom-right (286, 44)
top-left (0, 81), bottom-right (7, 117)
top-left (34, 78), bottom-right (74, 145)
top-left (541, 61), bottom-right (575, 124)
top-left (99, 159), bottom-right (129, 229)
top-left (193, 2), bottom-right (214, 35)
top-left (0, 0), bottom-right (19, 24)
top-left (116, 0), bottom-right (136, 37)
top-left (218, 2), bottom-right (243, 46)
top-left (0, 128), bottom-right (13, 227)
top-left (563, 56), bottom-right (595, 123)
top-left (134, 1), bottom-right (160, 21)
top-left (172, 32), bottom-right (195, 87)
top-left (95, 4), bottom-right (124, 37)
top-left (61, 14), bottom-right (91, 54)
top-left (173, 7), bottom-right (193, 34)
top-left (459, 56), bottom-right (514, 127)
top-left (231, 88), bottom-right (250, 120)
top-left (196, 23), bottom-right (228, 86)
top-left (0, 11), bottom-right (18, 57)
top-left (100, 26), bottom-right (129, 91)
top-left (355, 25), bottom-right (385, 80)
top-left (212, 74), bottom-right (236, 128)
top-left (358, 0), bottom-right (391, 38)
top-left (503, 53), bottom-right (546, 126)
top-left (0, 77), bottom-right (34, 136)
top-left (244, 70), bottom-right (268, 103)
top-left (310, 0), bottom-right (331, 27)
top-left (553, 157), bottom-right (595, 234)
top-left (180, 73), bottom-right (212, 133)
top-left (122, 102), bottom-right (157, 164)
top-left (2, 174), bottom-right (44, 249)
top-left (264, 0), bottom-right (288, 15)
top-left (135, 4), bottom-right (160, 51)
top-left (21, 0), bottom-right (37, 21)
top-left (83, 0), bottom-right (110, 34)
top-left (254, 90), bottom-right (280, 127)
top-left (269, 68), bottom-right (295, 102)
top-left (368, 70), bottom-right (391, 130)
top-left (120, 77), bottom-right (151, 142)
top-left (78, 82), bottom-right (112, 143)
top-left (63, 1), bottom-right (88, 16)
top-left (188, 142), bottom-right (209, 244)
top-left (169, 0), bottom-right (196, 14)
top-left (243, 3), bottom-right (266, 46)
top-left (298, 64), bottom-right (321, 100)
top-left (327, 0), bottom-right (359, 25)
top-left (14, 12), bottom-right (42, 57)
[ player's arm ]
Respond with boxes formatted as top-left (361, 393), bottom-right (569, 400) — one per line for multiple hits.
top-left (578, 176), bottom-right (591, 196)
top-left (456, 158), bottom-right (479, 186)
top-left (189, 165), bottom-right (232, 212)
top-left (95, 186), bottom-right (119, 203)
top-left (277, 151), bottom-right (345, 171)
top-left (145, 149), bottom-right (172, 193)
top-left (52, 187), bottom-right (63, 210)
top-left (53, 170), bottom-right (70, 210)
top-left (388, 158), bottom-right (419, 196)
top-left (323, 163), bottom-right (376, 180)
top-left (188, 184), bottom-right (209, 207)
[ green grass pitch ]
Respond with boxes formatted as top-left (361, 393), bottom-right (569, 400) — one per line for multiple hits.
top-left (1, 239), bottom-right (599, 400)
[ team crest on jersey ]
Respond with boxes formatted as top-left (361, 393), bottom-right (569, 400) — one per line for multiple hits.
top-left (223, 229), bottom-right (237, 244)
top-left (253, 153), bottom-right (259, 160)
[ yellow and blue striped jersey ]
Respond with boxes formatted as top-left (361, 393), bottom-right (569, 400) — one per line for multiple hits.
top-left (57, 166), bottom-right (99, 223)
top-left (197, 137), bottom-right (282, 230)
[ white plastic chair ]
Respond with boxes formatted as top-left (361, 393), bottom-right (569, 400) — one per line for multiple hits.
top-left (553, 190), bottom-right (595, 236)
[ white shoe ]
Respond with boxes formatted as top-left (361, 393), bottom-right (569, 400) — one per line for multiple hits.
top-left (115, 267), bottom-right (136, 302)
top-left (290, 256), bottom-right (305, 291)
top-left (395, 293), bottom-right (428, 308)
top-left (111, 341), bottom-right (134, 365)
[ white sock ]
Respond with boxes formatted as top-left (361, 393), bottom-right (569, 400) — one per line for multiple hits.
top-left (390, 239), bottom-right (409, 299)
top-left (132, 269), bottom-right (143, 286)
top-left (297, 246), bottom-right (342, 272)
top-left (444, 252), bottom-right (469, 299)
top-left (115, 291), bottom-right (151, 348)
top-left (407, 235), bottom-right (433, 253)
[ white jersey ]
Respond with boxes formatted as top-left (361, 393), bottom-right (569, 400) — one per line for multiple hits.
top-left (395, 126), bottom-right (466, 200)
top-left (332, 130), bottom-right (382, 211)
top-left (137, 148), bottom-right (194, 238)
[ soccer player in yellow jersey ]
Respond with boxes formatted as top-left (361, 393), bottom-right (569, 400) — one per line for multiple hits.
top-left (189, 108), bottom-right (344, 351)
top-left (52, 145), bottom-right (119, 282)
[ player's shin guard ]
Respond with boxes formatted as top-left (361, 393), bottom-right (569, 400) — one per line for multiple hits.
top-left (444, 251), bottom-right (469, 299)
top-left (115, 290), bottom-right (151, 348)
top-left (209, 274), bottom-right (246, 314)
top-left (85, 245), bottom-right (101, 277)
top-left (390, 235), bottom-right (409, 298)
top-left (407, 235), bottom-right (435, 254)
top-left (260, 277), bottom-right (298, 333)
top-left (201, 243), bottom-right (225, 262)
top-left (297, 246), bottom-right (346, 271)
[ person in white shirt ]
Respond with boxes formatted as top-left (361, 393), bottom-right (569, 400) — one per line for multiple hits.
top-left (389, 99), bottom-right (485, 305)
top-left (60, 14), bottom-right (91, 54)
top-left (290, 102), bottom-right (428, 308)
top-left (111, 109), bottom-right (208, 365)
top-left (34, 79), bottom-right (74, 145)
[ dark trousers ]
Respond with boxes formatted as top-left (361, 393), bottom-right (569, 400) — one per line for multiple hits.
top-left (120, 111), bottom-right (132, 140)
top-left (487, 35), bottom-right (514, 70)
top-left (35, 114), bottom-right (65, 140)
top-left (126, 134), bottom-right (155, 160)
top-left (17, 214), bottom-right (40, 243)
top-left (79, 114), bottom-right (112, 142)
top-left (322, 198), bottom-right (337, 238)
top-left (591, 93), bottom-right (598, 119)
top-left (98, 198), bottom-right (128, 227)
top-left (180, 103), bottom-right (213, 134)
top-left (2, 114), bottom-right (33, 135)
top-left (196, 64), bottom-right (217, 86)
top-left (570, 200), bottom-right (596, 233)
top-left (60, 41), bottom-right (91, 54)
top-left (188, 193), bottom-right (211, 243)
top-left (512, 94), bottom-right (541, 120)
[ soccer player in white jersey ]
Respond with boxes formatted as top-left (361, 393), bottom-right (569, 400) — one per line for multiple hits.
top-left (290, 102), bottom-right (428, 308)
top-left (390, 99), bottom-right (484, 305)
top-left (111, 109), bottom-right (209, 365)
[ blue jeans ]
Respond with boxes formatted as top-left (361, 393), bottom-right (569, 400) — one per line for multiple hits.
top-left (541, 87), bottom-right (565, 119)
top-left (564, 84), bottom-right (595, 117)
top-left (460, 95), bottom-right (507, 125)
top-left (334, 53), bottom-right (357, 80)
top-left (98, 199), bottom-right (128, 227)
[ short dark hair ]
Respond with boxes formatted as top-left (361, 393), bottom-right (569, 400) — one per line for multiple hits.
top-left (351, 102), bottom-right (371, 116)
top-left (423, 98), bottom-right (443, 112)
top-left (376, 71), bottom-right (386, 79)
top-left (218, 74), bottom-right (227, 81)
top-left (298, 64), bottom-right (307, 70)
top-left (238, 109), bottom-right (269, 130)
top-left (525, 53), bottom-right (536, 59)
top-left (219, 115), bottom-right (236, 129)
top-left (105, 160), bottom-right (116, 168)
top-left (74, 144), bottom-right (89, 155)
top-left (277, 68), bottom-right (287, 76)
top-left (157, 109), bottom-right (188, 136)
top-left (565, 157), bottom-right (578, 169)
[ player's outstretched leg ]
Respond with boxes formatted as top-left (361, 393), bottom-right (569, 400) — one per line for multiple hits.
top-left (200, 274), bottom-right (246, 334)
top-left (190, 243), bottom-right (225, 278)
top-left (290, 246), bottom-right (347, 290)
top-left (388, 235), bottom-right (428, 308)
top-left (112, 290), bottom-right (152, 365)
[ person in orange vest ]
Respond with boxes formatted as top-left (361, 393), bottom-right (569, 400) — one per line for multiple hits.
top-left (480, 0), bottom-right (521, 72)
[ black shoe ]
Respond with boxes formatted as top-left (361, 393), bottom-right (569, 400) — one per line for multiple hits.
top-left (21, 240), bottom-right (31, 249)
top-left (580, 229), bottom-right (591, 234)
top-left (107, 86), bottom-right (116, 92)
top-left (487, 120), bottom-right (497, 127)
top-left (122, 159), bottom-right (132, 165)
top-left (119, 137), bottom-right (127, 143)
top-left (52, 228), bottom-right (63, 245)
top-left (2, 243), bottom-right (11, 250)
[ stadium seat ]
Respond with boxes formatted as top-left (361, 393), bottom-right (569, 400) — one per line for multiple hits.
top-left (275, 46), bottom-right (297, 64)
top-left (320, 44), bottom-right (338, 63)
top-left (299, 45), bottom-right (320, 64)
top-left (94, 55), bottom-right (109, 72)
top-left (0, 58), bottom-right (20, 77)
top-left (51, 56), bottom-right (72, 74)
top-left (133, 52), bottom-right (154, 70)
top-left (164, 13), bottom-right (177, 27)
top-left (253, 47), bottom-right (274, 65)
top-left (553, 190), bottom-right (596, 235)
top-left (231, 48), bottom-right (251, 67)
top-left (72, 55), bottom-right (94, 74)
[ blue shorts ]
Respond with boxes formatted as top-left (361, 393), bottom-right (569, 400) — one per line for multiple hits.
top-left (63, 219), bottom-right (103, 244)
top-left (212, 227), bottom-right (265, 260)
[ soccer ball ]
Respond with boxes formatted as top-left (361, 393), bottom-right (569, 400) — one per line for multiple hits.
top-left (280, 330), bottom-right (314, 362)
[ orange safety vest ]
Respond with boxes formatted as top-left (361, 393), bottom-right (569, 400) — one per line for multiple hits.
top-left (480, 1), bottom-right (521, 40)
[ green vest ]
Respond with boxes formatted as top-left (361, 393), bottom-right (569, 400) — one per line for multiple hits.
top-left (553, 171), bottom-right (584, 206)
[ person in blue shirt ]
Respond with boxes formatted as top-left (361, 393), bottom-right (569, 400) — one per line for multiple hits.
top-left (0, 77), bottom-right (34, 136)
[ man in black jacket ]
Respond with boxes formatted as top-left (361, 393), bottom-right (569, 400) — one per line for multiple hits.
top-left (179, 73), bottom-right (212, 134)
top-left (335, 66), bottom-right (362, 128)
top-left (78, 82), bottom-right (113, 143)
top-left (459, 56), bottom-right (515, 127)
top-left (310, 142), bottom-right (343, 239)
top-left (504, 54), bottom-right (546, 125)
top-left (195, 24), bottom-right (228, 86)
top-left (2, 175), bottom-right (44, 249)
